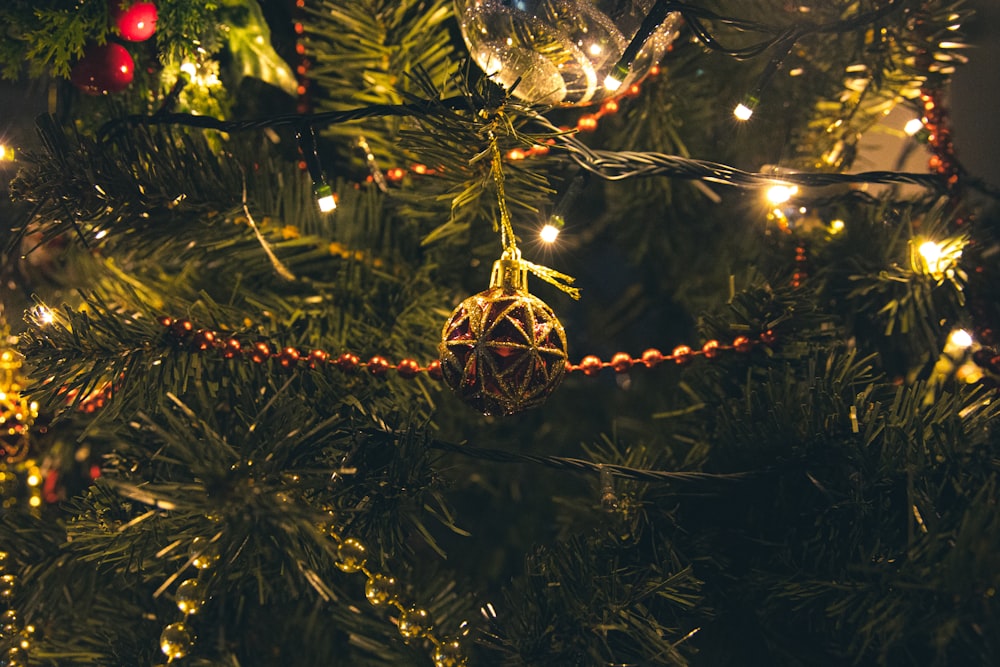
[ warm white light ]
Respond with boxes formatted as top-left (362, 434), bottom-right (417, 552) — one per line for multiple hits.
top-left (588, 43), bottom-right (602, 56)
top-left (915, 236), bottom-right (964, 279)
top-left (733, 103), bottom-right (753, 121)
top-left (94, 229), bottom-right (109, 240)
top-left (540, 224), bottom-right (561, 244)
top-left (34, 306), bottom-right (54, 325)
top-left (948, 329), bottom-right (973, 349)
top-left (938, 41), bottom-right (963, 49)
top-left (765, 184), bottom-right (798, 205)
top-left (904, 118), bottom-right (925, 136)
top-left (919, 240), bottom-right (943, 265)
top-left (180, 61), bottom-right (198, 78)
top-left (830, 219), bottom-right (846, 233)
top-left (603, 74), bottom-right (623, 92)
top-left (317, 194), bottom-right (337, 213)
top-left (0, 145), bottom-right (6, 160)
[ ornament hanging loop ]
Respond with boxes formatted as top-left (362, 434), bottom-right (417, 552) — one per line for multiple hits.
top-left (489, 248), bottom-right (528, 291)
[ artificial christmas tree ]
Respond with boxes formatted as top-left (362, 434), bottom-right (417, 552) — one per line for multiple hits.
top-left (1, 0), bottom-right (998, 665)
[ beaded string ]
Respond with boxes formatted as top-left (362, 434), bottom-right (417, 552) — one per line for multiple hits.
top-left (142, 315), bottom-right (772, 379)
top-left (0, 551), bottom-right (34, 666)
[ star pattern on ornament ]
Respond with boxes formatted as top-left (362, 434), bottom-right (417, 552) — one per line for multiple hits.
top-left (439, 287), bottom-right (568, 416)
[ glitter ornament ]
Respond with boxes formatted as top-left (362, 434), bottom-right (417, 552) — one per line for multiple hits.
top-left (458, 0), bottom-right (679, 106)
top-left (159, 622), bottom-right (194, 660)
top-left (175, 579), bottom-right (204, 615)
top-left (439, 253), bottom-right (568, 416)
top-left (110, 2), bottom-right (158, 42)
top-left (70, 43), bottom-right (135, 95)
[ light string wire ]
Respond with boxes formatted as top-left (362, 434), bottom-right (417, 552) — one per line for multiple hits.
top-left (95, 92), bottom-right (952, 196)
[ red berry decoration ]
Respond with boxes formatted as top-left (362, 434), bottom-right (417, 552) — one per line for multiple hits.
top-left (111, 2), bottom-right (158, 42)
top-left (70, 43), bottom-right (135, 95)
top-left (439, 253), bottom-right (568, 416)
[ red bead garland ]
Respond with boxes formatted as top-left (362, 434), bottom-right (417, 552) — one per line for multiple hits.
top-left (151, 317), bottom-right (774, 385)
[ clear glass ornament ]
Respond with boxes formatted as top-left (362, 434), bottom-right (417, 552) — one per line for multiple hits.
top-left (458, 0), bottom-right (680, 106)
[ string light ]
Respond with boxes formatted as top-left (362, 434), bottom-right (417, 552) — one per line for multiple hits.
top-left (948, 329), bottom-right (973, 350)
top-left (765, 184), bottom-right (798, 205)
top-left (603, 73), bottom-right (624, 92)
top-left (829, 219), bottom-right (846, 234)
top-left (314, 182), bottom-right (337, 213)
top-left (733, 102), bottom-right (754, 121)
top-left (539, 223), bottom-right (561, 244)
top-left (904, 118), bottom-right (925, 136)
top-left (33, 306), bottom-right (54, 325)
top-left (914, 237), bottom-right (963, 279)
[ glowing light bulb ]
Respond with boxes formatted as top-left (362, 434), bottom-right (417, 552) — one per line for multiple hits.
top-left (904, 118), bottom-right (925, 136)
top-left (733, 103), bottom-right (754, 121)
top-left (765, 184), bottom-right (798, 205)
top-left (948, 329), bottom-right (973, 349)
top-left (540, 224), bottom-right (561, 243)
top-left (317, 193), bottom-right (336, 213)
top-left (313, 182), bottom-right (336, 213)
top-left (34, 306), bottom-right (54, 325)
top-left (603, 74), bottom-right (623, 92)
top-left (830, 219), bottom-right (846, 233)
top-left (180, 61), bottom-right (198, 78)
top-left (919, 240), bottom-right (942, 265)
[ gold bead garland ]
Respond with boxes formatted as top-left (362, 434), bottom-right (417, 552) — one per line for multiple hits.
top-left (154, 537), bottom-right (217, 663)
top-left (323, 526), bottom-right (469, 667)
top-left (0, 552), bottom-right (34, 667)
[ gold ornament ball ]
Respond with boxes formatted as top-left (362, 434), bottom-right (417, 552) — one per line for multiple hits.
top-left (439, 286), bottom-right (568, 416)
top-left (398, 607), bottom-right (432, 639)
top-left (175, 579), bottom-right (204, 615)
top-left (432, 638), bottom-right (467, 667)
top-left (190, 537), bottom-right (220, 570)
top-left (160, 622), bottom-right (194, 660)
top-left (364, 573), bottom-right (398, 606)
top-left (335, 538), bottom-right (367, 573)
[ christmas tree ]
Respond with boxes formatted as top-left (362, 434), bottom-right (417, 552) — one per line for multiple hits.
top-left (1, 0), bottom-right (998, 664)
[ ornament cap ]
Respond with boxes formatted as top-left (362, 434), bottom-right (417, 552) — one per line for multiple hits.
top-left (489, 249), bottom-right (528, 291)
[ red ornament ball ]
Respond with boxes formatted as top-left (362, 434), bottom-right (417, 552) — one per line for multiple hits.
top-left (111, 2), bottom-right (158, 42)
top-left (70, 43), bottom-right (135, 95)
top-left (439, 287), bottom-right (568, 416)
